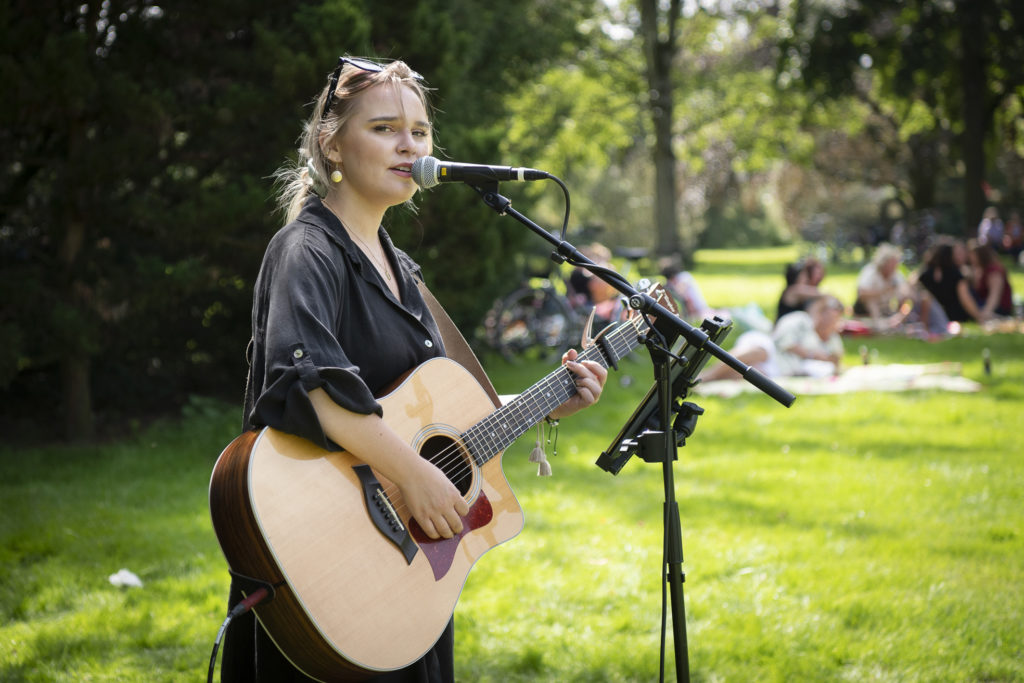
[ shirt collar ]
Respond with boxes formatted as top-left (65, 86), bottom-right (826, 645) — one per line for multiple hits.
top-left (297, 194), bottom-right (423, 285)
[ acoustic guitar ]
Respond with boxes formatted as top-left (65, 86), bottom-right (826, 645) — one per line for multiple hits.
top-left (208, 286), bottom-right (671, 681)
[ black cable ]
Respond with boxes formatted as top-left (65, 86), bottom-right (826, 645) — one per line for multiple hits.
top-left (206, 586), bottom-right (270, 683)
top-left (548, 174), bottom-right (571, 239)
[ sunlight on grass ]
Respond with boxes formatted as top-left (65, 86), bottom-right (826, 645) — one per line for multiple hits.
top-left (695, 246), bottom-right (802, 267)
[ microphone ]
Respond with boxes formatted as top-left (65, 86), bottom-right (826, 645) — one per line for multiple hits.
top-left (411, 156), bottom-right (550, 189)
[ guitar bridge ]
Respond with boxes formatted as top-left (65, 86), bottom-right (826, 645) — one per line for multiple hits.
top-left (353, 464), bottom-right (419, 565)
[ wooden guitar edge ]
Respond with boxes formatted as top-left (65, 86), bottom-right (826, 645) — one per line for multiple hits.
top-left (209, 429), bottom-right (374, 682)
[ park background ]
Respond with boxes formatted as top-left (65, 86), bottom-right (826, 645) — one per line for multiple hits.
top-left (2, 1), bottom-right (1023, 681)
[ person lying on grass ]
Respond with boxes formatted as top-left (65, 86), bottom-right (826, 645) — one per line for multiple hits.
top-left (702, 294), bottom-right (845, 381)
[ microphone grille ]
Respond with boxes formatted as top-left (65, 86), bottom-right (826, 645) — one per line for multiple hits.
top-left (411, 156), bottom-right (439, 189)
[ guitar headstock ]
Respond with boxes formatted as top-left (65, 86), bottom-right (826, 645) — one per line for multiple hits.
top-left (647, 281), bottom-right (679, 315)
top-left (587, 280), bottom-right (680, 351)
top-left (624, 281), bottom-right (679, 328)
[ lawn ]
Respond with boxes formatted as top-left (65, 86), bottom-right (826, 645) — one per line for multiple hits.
top-left (2, 247), bottom-right (1022, 682)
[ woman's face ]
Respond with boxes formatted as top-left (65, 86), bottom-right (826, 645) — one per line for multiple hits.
top-left (952, 243), bottom-right (967, 267)
top-left (808, 262), bottom-right (825, 285)
top-left (329, 82), bottom-right (432, 212)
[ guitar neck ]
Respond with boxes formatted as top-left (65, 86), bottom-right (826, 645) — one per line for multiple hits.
top-left (463, 317), bottom-right (644, 466)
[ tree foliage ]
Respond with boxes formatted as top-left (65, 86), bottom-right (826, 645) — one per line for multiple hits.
top-left (782, 0), bottom-right (1024, 231)
top-left (0, 0), bottom-right (593, 439)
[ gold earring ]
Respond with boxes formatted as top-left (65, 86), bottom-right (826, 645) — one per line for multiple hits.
top-left (330, 167), bottom-right (343, 183)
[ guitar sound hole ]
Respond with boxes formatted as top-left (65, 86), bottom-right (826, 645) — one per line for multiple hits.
top-left (419, 435), bottom-right (473, 496)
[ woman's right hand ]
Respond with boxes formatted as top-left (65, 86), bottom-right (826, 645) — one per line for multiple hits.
top-left (308, 388), bottom-right (470, 541)
top-left (396, 458), bottom-right (470, 540)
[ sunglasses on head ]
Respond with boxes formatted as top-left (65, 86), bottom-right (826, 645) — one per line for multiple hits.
top-left (321, 56), bottom-right (425, 121)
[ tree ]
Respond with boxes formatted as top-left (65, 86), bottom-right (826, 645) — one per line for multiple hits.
top-left (497, 44), bottom-right (647, 245)
top-left (0, 0), bottom-right (373, 439)
top-left (639, 0), bottom-right (683, 258)
top-left (491, 1), bottom-right (822, 254)
top-left (783, 0), bottom-right (1024, 232)
top-left (0, 0), bottom-right (598, 439)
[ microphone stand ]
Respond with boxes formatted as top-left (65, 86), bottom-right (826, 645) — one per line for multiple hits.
top-left (466, 182), bottom-right (796, 683)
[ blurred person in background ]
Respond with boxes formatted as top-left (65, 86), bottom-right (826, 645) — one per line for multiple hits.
top-left (912, 236), bottom-right (985, 325)
top-left (853, 243), bottom-right (919, 330)
top-left (977, 206), bottom-right (1004, 250)
top-left (701, 294), bottom-right (846, 381)
top-left (659, 255), bottom-right (712, 321)
top-left (568, 242), bottom-right (622, 325)
top-left (968, 242), bottom-right (1015, 319)
top-left (1001, 210), bottom-right (1022, 259)
top-left (776, 256), bottom-right (826, 322)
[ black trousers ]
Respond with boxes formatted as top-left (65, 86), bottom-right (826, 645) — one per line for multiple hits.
top-left (221, 578), bottom-right (455, 683)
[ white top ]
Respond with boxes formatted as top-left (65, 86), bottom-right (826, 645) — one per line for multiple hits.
top-left (857, 261), bottom-right (907, 315)
top-left (772, 310), bottom-right (844, 377)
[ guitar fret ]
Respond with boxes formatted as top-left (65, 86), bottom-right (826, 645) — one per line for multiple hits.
top-left (464, 316), bottom-right (646, 467)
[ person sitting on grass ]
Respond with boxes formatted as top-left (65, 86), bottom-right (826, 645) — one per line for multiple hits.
top-left (659, 255), bottom-right (713, 321)
top-left (776, 256), bottom-right (826, 322)
top-left (968, 241), bottom-right (1015, 320)
top-left (701, 294), bottom-right (846, 382)
top-left (853, 242), bottom-right (946, 335)
top-left (911, 236), bottom-right (985, 326)
top-left (567, 242), bottom-right (622, 326)
top-left (853, 243), bottom-right (914, 325)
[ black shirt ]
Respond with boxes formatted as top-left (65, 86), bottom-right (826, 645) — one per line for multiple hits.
top-left (918, 265), bottom-right (970, 322)
top-left (775, 288), bottom-right (804, 322)
top-left (243, 195), bottom-right (446, 450)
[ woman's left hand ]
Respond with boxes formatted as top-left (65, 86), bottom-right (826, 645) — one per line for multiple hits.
top-left (547, 348), bottom-right (608, 420)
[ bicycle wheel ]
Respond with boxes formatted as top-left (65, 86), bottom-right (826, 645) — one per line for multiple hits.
top-left (490, 285), bottom-right (580, 363)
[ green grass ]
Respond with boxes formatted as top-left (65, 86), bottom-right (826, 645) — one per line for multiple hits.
top-left (3, 248), bottom-right (1023, 681)
top-left (472, 329), bottom-right (1024, 682)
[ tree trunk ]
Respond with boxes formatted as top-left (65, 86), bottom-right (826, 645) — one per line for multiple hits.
top-left (959, 0), bottom-right (988, 233)
top-left (59, 214), bottom-right (95, 441)
top-left (906, 133), bottom-right (938, 211)
top-left (62, 351), bottom-right (94, 441)
top-left (640, 0), bottom-right (681, 258)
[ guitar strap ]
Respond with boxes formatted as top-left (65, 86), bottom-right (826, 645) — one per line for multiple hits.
top-left (416, 279), bottom-right (502, 409)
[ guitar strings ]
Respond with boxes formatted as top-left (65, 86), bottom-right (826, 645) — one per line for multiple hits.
top-left (375, 316), bottom-right (644, 525)
top-left (396, 316), bottom-right (640, 500)
top-left (420, 317), bottom-right (639, 484)
top-left (375, 316), bottom-right (642, 523)
top-left (373, 362), bottom-right (582, 514)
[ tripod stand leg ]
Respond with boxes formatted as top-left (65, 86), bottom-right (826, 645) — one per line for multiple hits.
top-left (664, 495), bottom-right (690, 683)
top-left (655, 352), bottom-right (690, 683)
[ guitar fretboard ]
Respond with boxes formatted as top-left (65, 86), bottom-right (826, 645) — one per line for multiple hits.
top-left (462, 316), bottom-right (646, 466)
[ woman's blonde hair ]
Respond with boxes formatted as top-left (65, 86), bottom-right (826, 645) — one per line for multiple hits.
top-left (274, 58), bottom-right (432, 224)
top-left (871, 242), bottom-right (903, 266)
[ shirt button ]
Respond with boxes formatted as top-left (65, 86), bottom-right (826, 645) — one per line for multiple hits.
top-left (293, 349), bottom-right (304, 359)
top-left (424, 340), bottom-right (433, 348)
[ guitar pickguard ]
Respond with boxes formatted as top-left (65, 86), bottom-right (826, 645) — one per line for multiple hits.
top-left (354, 461), bottom-right (496, 580)
top-left (411, 493), bottom-right (494, 581)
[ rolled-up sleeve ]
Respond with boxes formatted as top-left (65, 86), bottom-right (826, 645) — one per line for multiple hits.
top-left (248, 225), bottom-right (381, 450)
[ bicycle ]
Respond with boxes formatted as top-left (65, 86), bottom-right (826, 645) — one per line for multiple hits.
top-left (481, 246), bottom-right (655, 363)
top-left (482, 270), bottom-right (583, 363)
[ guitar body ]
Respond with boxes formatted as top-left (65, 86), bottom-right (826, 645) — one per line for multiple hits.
top-left (209, 357), bottom-right (525, 681)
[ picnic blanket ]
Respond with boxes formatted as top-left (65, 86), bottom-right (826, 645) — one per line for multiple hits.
top-left (695, 362), bottom-right (981, 398)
